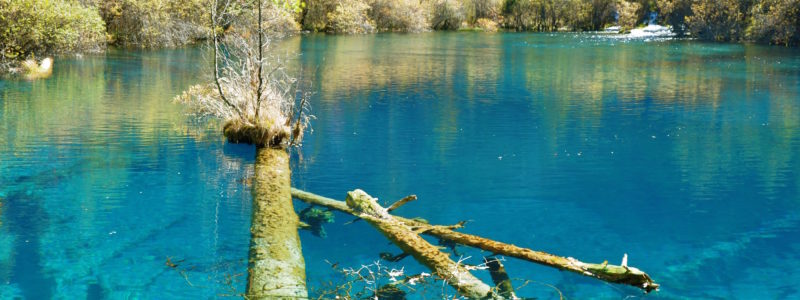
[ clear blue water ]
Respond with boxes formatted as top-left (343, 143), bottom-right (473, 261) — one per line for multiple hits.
top-left (1, 33), bottom-right (800, 299)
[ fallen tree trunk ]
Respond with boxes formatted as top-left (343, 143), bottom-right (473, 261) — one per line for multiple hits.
top-left (291, 188), bottom-right (659, 293)
top-left (247, 148), bottom-right (307, 299)
top-left (345, 189), bottom-right (498, 299)
top-left (411, 219), bottom-right (657, 292)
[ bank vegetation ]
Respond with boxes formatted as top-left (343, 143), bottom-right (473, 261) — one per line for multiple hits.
top-left (2, 0), bottom-right (799, 73)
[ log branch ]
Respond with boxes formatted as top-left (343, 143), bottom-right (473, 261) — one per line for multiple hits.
top-left (291, 188), bottom-right (659, 293)
top-left (387, 194), bottom-right (417, 212)
top-left (403, 218), bottom-right (658, 292)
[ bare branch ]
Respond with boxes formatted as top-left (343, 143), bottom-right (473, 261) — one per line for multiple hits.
top-left (255, 0), bottom-right (264, 119)
top-left (386, 194), bottom-right (417, 212)
top-left (211, 0), bottom-right (243, 118)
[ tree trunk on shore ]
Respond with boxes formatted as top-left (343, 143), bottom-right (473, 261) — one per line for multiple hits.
top-left (246, 147), bottom-right (307, 299)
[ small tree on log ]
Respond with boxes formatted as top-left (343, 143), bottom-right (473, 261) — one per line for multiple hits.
top-left (177, 0), bottom-right (310, 298)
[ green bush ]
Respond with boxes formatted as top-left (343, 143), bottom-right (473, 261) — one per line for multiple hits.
top-left (618, 0), bottom-right (644, 32)
top-left (326, 0), bottom-right (374, 34)
top-left (0, 0), bottom-right (106, 60)
top-left (560, 0), bottom-right (593, 30)
top-left (302, 0), bottom-right (373, 33)
top-left (502, 0), bottom-right (567, 31)
top-left (686, 0), bottom-right (747, 41)
top-left (747, 0), bottom-right (800, 46)
top-left (369, 0), bottom-right (429, 32)
top-left (301, 0), bottom-right (334, 31)
top-left (98, 0), bottom-right (210, 48)
top-left (584, 0), bottom-right (617, 30)
top-left (221, 0), bottom-right (302, 35)
top-left (462, 0), bottom-right (502, 24)
top-left (502, 0), bottom-right (541, 31)
top-left (430, 0), bottom-right (465, 30)
top-left (656, 0), bottom-right (692, 35)
top-left (500, 0), bottom-right (615, 32)
top-left (262, 1), bottom-right (303, 33)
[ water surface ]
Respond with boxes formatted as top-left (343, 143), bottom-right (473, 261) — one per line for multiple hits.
top-left (1, 33), bottom-right (800, 299)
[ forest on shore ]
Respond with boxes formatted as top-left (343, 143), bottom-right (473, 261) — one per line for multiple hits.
top-left (1, 0), bottom-right (799, 71)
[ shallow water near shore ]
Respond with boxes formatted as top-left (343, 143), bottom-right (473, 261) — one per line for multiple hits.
top-left (1, 33), bottom-right (800, 299)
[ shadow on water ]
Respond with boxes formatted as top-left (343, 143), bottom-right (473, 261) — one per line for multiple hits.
top-left (2, 190), bottom-right (54, 299)
top-left (86, 281), bottom-right (106, 299)
top-left (0, 163), bottom-right (88, 298)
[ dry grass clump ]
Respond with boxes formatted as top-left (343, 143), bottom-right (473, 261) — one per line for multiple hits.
top-left (223, 118), bottom-right (291, 148)
top-left (222, 119), bottom-right (291, 147)
top-left (20, 57), bottom-right (53, 80)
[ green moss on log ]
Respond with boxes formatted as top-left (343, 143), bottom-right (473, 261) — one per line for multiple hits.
top-left (246, 147), bottom-right (307, 299)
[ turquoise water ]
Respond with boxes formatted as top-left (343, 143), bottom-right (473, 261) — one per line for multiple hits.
top-left (1, 33), bottom-right (800, 299)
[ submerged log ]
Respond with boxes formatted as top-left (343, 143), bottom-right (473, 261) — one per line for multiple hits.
top-left (485, 257), bottom-right (516, 299)
top-left (291, 188), bottom-right (659, 293)
top-left (345, 189), bottom-right (497, 299)
top-left (247, 148), bottom-right (307, 299)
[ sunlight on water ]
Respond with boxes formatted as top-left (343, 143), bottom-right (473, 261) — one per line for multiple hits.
top-left (2, 33), bottom-right (800, 299)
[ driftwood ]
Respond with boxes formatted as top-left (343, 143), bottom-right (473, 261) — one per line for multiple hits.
top-left (346, 189), bottom-right (499, 299)
top-left (291, 188), bottom-right (660, 296)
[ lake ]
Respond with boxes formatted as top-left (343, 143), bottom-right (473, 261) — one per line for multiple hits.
top-left (1, 32), bottom-right (799, 299)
